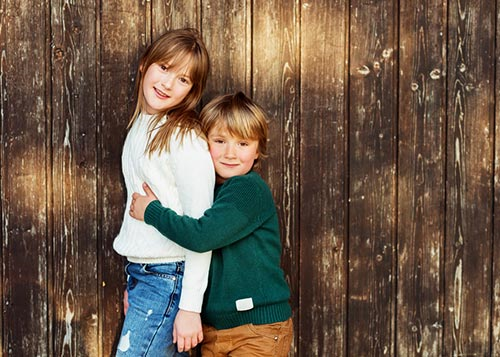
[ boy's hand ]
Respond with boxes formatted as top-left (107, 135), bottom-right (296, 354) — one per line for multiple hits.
top-left (129, 182), bottom-right (158, 221)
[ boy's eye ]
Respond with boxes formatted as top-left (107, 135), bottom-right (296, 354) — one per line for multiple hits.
top-left (211, 138), bottom-right (224, 144)
top-left (239, 141), bottom-right (249, 147)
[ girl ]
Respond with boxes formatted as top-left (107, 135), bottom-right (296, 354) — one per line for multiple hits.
top-left (129, 92), bottom-right (294, 356)
top-left (113, 28), bottom-right (214, 356)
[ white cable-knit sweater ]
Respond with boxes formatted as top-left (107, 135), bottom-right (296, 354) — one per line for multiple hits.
top-left (113, 112), bottom-right (215, 312)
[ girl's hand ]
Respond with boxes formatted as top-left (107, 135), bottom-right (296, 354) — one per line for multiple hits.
top-left (123, 289), bottom-right (129, 315)
top-left (129, 183), bottom-right (158, 221)
top-left (173, 309), bottom-right (203, 352)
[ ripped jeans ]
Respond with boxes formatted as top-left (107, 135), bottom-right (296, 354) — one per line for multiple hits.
top-left (116, 261), bottom-right (189, 357)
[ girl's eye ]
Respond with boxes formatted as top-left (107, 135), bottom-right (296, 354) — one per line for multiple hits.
top-left (239, 142), bottom-right (249, 147)
top-left (179, 77), bottom-right (190, 84)
top-left (159, 64), bottom-right (168, 71)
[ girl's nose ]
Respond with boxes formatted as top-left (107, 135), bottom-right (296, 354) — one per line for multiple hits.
top-left (161, 73), bottom-right (175, 89)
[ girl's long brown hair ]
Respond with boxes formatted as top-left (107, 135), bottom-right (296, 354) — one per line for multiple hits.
top-left (128, 28), bottom-right (210, 155)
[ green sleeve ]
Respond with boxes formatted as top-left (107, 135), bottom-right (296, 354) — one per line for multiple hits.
top-left (144, 176), bottom-right (275, 252)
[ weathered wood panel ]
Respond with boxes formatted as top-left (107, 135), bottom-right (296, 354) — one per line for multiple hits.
top-left (51, 0), bottom-right (99, 355)
top-left (1, 1), bottom-right (500, 356)
top-left (152, 0), bottom-right (200, 40)
top-left (300, 1), bottom-right (348, 355)
top-left (397, 0), bottom-right (446, 355)
top-left (493, 2), bottom-right (500, 354)
top-left (0, 1), bottom-right (50, 356)
top-left (252, 0), bottom-right (300, 354)
top-left (201, 0), bottom-right (250, 99)
top-left (99, 1), bottom-right (147, 355)
top-left (444, 0), bottom-right (495, 355)
top-left (348, 0), bottom-right (398, 354)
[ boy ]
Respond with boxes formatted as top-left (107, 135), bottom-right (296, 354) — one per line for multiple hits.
top-left (129, 92), bottom-right (293, 356)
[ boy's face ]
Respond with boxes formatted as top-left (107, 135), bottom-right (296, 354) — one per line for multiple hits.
top-left (208, 126), bottom-right (259, 183)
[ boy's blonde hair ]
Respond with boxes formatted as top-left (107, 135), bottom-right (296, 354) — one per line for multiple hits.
top-left (128, 28), bottom-right (210, 155)
top-left (200, 92), bottom-right (269, 166)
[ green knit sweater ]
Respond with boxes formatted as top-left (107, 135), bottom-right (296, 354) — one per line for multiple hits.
top-left (144, 171), bottom-right (292, 329)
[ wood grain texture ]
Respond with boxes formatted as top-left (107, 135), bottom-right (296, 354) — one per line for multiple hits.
top-left (348, 0), bottom-right (398, 355)
top-left (300, 1), bottom-right (348, 355)
top-left (152, 0), bottom-right (200, 39)
top-left (252, 1), bottom-right (300, 355)
top-left (50, 0), bottom-right (99, 355)
top-left (445, 0), bottom-right (495, 355)
top-left (0, 1), bottom-right (50, 355)
top-left (397, 0), bottom-right (446, 355)
top-left (99, 1), bottom-right (147, 355)
top-left (201, 0), bottom-right (250, 100)
top-left (493, 2), bottom-right (500, 354)
top-left (1, 1), bottom-right (500, 355)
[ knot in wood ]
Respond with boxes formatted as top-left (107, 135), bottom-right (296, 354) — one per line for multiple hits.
top-left (53, 47), bottom-right (65, 61)
top-left (373, 61), bottom-right (382, 76)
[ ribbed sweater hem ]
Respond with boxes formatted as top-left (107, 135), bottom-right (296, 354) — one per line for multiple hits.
top-left (145, 200), bottom-right (164, 226)
top-left (202, 301), bottom-right (292, 330)
top-left (126, 256), bottom-right (185, 264)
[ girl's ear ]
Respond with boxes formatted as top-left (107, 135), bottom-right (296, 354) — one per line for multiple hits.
top-left (139, 59), bottom-right (146, 73)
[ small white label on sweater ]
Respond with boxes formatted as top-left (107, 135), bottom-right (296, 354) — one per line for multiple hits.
top-left (235, 297), bottom-right (254, 311)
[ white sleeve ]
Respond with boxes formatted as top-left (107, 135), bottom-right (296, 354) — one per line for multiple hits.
top-left (170, 130), bottom-right (215, 312)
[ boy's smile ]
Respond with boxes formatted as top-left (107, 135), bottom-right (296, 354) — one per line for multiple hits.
top-left (208, 127), bottom-right (259, 184)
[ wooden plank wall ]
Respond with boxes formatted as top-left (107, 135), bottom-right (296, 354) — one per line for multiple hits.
top-left (0, 1), bottom-right (498, 356)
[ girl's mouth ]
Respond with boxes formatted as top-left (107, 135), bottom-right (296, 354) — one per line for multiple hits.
top-left (154, 87), bottom-right (169, 99)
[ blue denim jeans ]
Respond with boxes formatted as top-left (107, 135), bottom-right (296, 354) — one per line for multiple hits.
top-left (116, 261), bottom-right (189, 357)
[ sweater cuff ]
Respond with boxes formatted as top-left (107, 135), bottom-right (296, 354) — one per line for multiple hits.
top-left (179, 287), bottom-right (204, 313)
top-left (144, 200), bottom-right (163, 226)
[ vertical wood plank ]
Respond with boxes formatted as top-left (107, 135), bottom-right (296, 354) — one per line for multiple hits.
top-left (493, 2), bottom-right (500, 353)
top-left (99, 1), bottom-right (148, 355)
top-left (50, 0), bottom-right (99, 355)
top-left (1, 2), bottom-right (5, 353)
top-left (201, 0), bottom-right (251, 100)
top-left (152, 0), bottom-right (200, 39)
top-left (348, 0), bottom-right (398, 355)
top-left (445, 0), bottom-right (495, 355)
top-left (300, 1), bottom-right (348, 355)
top-left (252, 1), bottom-right (300, 355)
top-left (397, 0), bottom-right (446, 355)
top-left (0, 1), bottom-right (50, 355)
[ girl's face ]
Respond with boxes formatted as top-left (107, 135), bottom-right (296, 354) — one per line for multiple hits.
top-left (141, 62), bottom-right (193, 114)
top-left (208, 126), bottom-right (259, 184)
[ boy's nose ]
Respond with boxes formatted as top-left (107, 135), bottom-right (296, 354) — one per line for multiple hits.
top-left (224, 144), bottom-right (237, 158)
